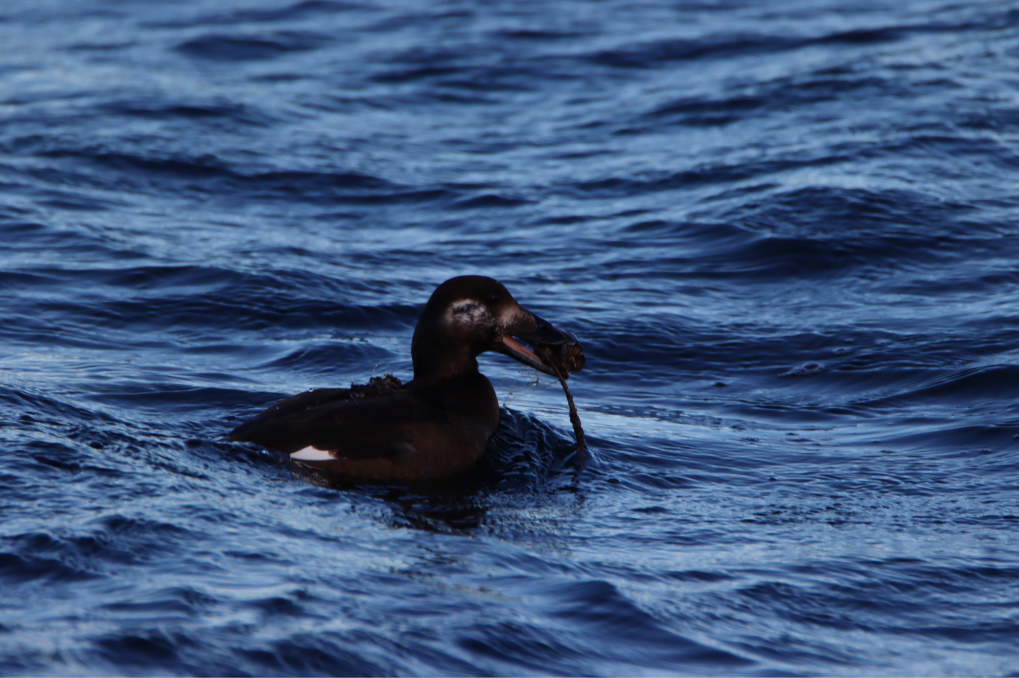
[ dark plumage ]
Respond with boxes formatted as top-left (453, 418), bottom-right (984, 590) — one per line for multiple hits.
top-left (230, 276), bottom-right (577, 482)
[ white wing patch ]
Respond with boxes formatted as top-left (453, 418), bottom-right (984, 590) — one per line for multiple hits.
top-left (290, 445), bottom-right (335, 461)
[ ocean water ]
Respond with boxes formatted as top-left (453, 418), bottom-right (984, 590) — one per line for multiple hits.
top-left (2, 0), bottom-right (1019, 674)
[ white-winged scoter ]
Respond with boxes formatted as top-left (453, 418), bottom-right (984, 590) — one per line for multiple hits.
top-left (230, 275), bottom-right (578, 482)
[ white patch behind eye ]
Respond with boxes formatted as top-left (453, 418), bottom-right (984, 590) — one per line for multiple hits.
top-left (448, 299), bottom-right (488, 325)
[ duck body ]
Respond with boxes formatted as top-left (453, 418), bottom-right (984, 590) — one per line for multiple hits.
top-left (230, 276), bottom-right (578, 482)
top-left (231, 372), bottom-right (498, 482)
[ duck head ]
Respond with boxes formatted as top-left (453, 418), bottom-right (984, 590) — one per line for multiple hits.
top-left (411, 275), bottom-right (577, 382)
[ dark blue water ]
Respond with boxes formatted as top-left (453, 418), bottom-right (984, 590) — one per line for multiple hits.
top-left (3, 0), bottom-right (1019, 674)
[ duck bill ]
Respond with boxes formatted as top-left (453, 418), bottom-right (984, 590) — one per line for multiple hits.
top-left (495, 310), bottom-right (576, 376)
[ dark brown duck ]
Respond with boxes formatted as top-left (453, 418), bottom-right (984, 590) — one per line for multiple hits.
top-left (230, 275), bottom-right (584, 482)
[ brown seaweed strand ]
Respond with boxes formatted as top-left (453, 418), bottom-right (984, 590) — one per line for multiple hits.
top-left (547, 361), bottom-right (587, 457)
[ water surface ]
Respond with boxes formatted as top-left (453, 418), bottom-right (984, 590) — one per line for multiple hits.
top-left (2, 0), bottom-right (1019, 675)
